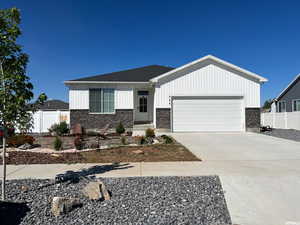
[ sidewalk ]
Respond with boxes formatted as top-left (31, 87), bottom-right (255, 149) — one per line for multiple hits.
top-left (0, 161), bottom-right (208, 180)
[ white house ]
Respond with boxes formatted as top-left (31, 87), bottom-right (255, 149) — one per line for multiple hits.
top-left (64, 55), bottom-right (268, 132)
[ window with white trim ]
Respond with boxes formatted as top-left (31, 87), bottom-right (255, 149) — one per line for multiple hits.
top-left (293, 99), bottom-right (300, 111)
top-left (277, 101), bottom-right (286, 112)
top-left (89, 88), bottom-right (115, 113)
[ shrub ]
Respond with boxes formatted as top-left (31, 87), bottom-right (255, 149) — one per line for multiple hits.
top-left (120, 136), bottom-right (127, 145)
top-left (74, 136), bottom-right (83, 150)
top-left (161, 135), bottom-right (173, 144)
top-left (135, 135), bottom-right (146, 145)
top-left (116, 122), bottom-right (125, 135)
top-left (54, 136), bottom-right (63, 150)
top-left (7, 135), bottom-right (35, 147)
top-left (145, 128), bottom-right (155, 138)
top-left (48, 121), bottom-right (69, 136)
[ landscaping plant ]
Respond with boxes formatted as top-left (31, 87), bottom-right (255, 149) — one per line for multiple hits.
top-left (116, 122), bottom-right (125, 135)
top-left (135, 135), bottom-right (146, 145)
top-left (0, 7), bottom-right (47, 200)
top-left (54, 136), bottom-right (63, 151)
top-left (145, 128), bottom-right (155, 138)
top-left (74, 136), bottom-right (83, 150)
top-left (161, 135), bottom-right (173, 144)
top-left (48, 121), bottom-right (69, 136)
top-left (120, 136), bottom-right (127, 145)
top-left (7, 134), bottom-right (35, 147)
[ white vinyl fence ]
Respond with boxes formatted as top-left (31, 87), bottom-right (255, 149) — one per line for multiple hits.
top-left (31, 110), bottom-right (70, 133)
top-left (261, 112), bottom-right (300, 130)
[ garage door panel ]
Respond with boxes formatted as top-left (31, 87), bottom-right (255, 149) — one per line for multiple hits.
top-left (172, 97), bottom-right (243, 132)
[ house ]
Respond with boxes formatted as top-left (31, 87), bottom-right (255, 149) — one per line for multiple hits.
top-left (271, 74), bottom-right (300, 112)
top-left (34, 99), bottom-right (69, 111)
top-left (64, 55), bottom-right (268, 132)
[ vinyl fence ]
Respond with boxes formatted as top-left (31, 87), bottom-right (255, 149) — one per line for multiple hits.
top-left (261, 112), bottom-right (300, 130)
top-left (31, 110), bottom-right (70, 133)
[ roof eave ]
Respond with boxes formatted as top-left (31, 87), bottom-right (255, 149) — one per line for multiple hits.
top-left (64, 81), bottom-right (150, 85)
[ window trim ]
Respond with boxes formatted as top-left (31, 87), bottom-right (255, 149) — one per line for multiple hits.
top-left (89, 88), bottom-right (115, 114)
top-left (292, 99), bottom-right (300, 112)
top-left (277, 100), bottom-right (286, 113)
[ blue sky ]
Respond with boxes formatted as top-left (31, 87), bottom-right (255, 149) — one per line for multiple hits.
top-left (2, 0), bottom-right (300, 104)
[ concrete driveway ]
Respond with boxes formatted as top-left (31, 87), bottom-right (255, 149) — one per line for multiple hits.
top-left (172, 132), bottom-right (300, 225)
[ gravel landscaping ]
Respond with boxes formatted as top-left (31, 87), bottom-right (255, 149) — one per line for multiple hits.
top-left (1, 176), bottom-right (231, 225)
top-left (261, 128), bottom-right (300, 142)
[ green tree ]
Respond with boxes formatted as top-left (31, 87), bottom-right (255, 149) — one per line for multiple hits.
top-left (262, 99), bottom-right (273, 110)
top-left (0, 7), bottom-right (47, 200)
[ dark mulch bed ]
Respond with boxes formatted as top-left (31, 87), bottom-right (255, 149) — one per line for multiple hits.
top-left (0, 176), bottom-right (232, 225)
top-left (261, 128), bottom-right (300, 142)
top-left (2, 144), bottom-right (200, 165)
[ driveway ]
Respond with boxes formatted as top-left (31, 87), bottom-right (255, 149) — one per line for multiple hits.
top-left (171, 132), bottom-right (300, 225)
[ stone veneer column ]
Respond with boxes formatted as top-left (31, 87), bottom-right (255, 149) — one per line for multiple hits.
top-left (156, 108), bottom-right (171, 129)
top-left (245, 108), bottom-right (261, 132)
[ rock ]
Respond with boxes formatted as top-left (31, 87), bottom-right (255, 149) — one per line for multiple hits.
top-left (153, 138), bottom-right (160, 144)
top-left (20, 185), bottom-right (29, 192)
top-left (18, 143), bottom-right (33, 150)
top-left (55, 171), bottom-right (79, 183)
top-left (50, 153), bottom-right (61, 157)
top-left (51, 197), bottom-right (81, 216)
top-left (133, 150), bottom-right (144, 154)
top-left (82, 181), bottom-right (110, 201)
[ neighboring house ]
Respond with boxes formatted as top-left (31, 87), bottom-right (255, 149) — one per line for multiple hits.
top-left (271, 74), bottom-right (300, 113)
top-left (64, 55), bottom-right (268, 132)
top-left (35, 99), bottom-right (69, 111)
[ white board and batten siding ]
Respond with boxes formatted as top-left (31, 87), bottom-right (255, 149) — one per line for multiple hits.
top-left (69, 85), bottom-right (134, 110)
top-left (154, 63), bottom-right (261, 108)
top-left (154, 63), bottom-right (261, 132)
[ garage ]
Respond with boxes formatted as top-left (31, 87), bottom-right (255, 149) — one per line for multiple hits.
top-left (172, 96), bottom-right (244, 132)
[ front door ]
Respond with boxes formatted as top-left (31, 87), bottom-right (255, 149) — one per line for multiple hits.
top-left (135, 90), bottom-right (149, 122)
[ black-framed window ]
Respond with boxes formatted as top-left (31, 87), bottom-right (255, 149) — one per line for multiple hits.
top-left (89, 88), bottom-right (114, 113)
top-left (293, 99), bottom-right (300, 112)
top-left (277, 101), bottom-right (286, 112)
top-left (139, 96), bottom-right (147, 112)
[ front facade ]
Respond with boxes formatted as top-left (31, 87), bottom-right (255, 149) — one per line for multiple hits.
top-left (271, 74), bottom-right (300, 113)
top-left (65, 55), bottom-right (267, 132)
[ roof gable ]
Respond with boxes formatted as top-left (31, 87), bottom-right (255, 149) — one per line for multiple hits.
top-left (150, 55), bottom-right (268, 83)
top-left (275, 73), bottom-right (300, 101)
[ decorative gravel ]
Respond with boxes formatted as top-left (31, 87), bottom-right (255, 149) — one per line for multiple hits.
top-left (1, 176), bottom-right (231, 225)
top-left (262, 128), bottom-right (300, 142)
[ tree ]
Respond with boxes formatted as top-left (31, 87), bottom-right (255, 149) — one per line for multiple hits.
top-left (262, 99), bottom-right (273, 110)
top-left (0, 7), bottom-right (47, 200)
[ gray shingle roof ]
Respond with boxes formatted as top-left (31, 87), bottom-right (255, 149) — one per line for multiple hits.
top-left (69, 65), bottom-right (174, 82)
top-left (36, 100), bottom-right (69, 111)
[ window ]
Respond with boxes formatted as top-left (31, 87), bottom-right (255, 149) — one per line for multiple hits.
top-left (293, 99), bottom-right (300, 111)
top-left (89, 88), bottom-right (114, 113)
top-left (277, 101), bottom-right (286, 112)
top-left (139, 96), bottom-right (147, 112)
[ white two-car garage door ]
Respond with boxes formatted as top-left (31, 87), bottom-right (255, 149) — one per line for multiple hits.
top-left (172, 96), bottom-right (244, 132)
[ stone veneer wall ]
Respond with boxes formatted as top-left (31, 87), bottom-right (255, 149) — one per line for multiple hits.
top-left (70, 109), bottom-right (133, 130)
top-left (245, 108), bottom-right (261, 132)
top-left (156, 108), bottom-right (171, 129)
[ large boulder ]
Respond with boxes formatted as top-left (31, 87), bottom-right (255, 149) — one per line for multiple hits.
top-left (51, 197), bottom-right (81, 216)
top-left (82, 181), bottom-right (110, 201)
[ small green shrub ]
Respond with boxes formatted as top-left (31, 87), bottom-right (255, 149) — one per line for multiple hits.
top-left (120, 136), bottom-right (127, 145)
top-left (49, 121), bottom-right (69, 136)
top-left (145, 128), bottom-right (155, 138)
top-left (54, 136), bottom-right (63, 150)
top-left (116, 122), bottom-right (125, 135)
top-left (161, 135), bottom-right (173, 144)
top-left (74, 136), bottom-right (83, 150)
